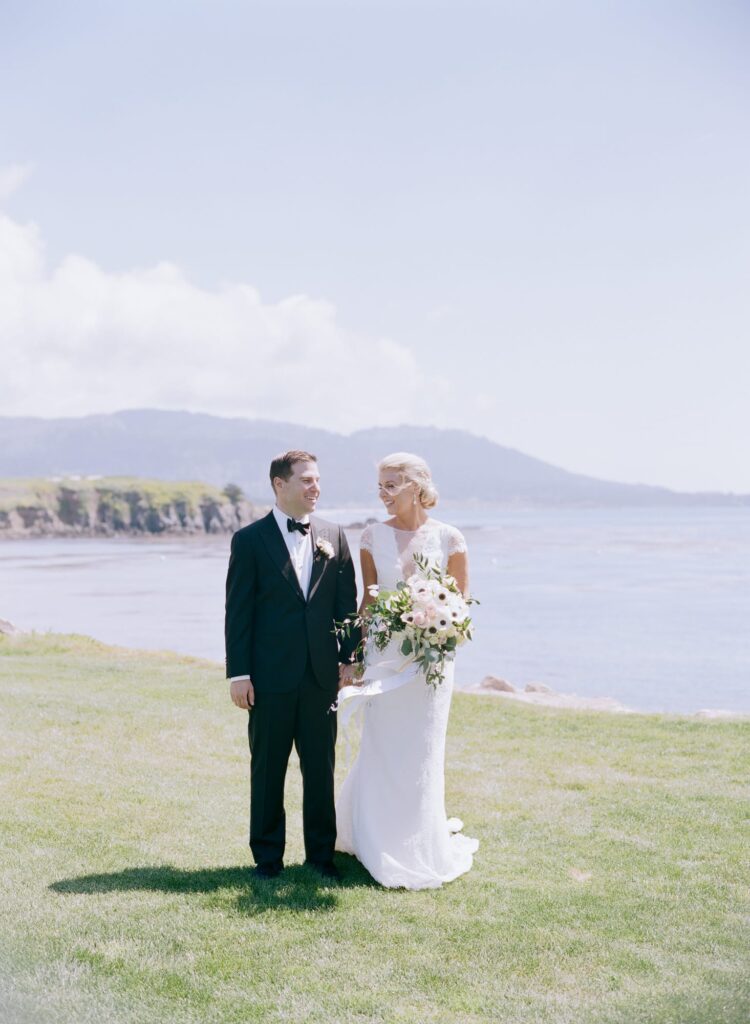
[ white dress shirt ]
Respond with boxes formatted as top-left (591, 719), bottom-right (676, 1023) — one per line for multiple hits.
top-left (271, 504), bottom-right (313, 598)
top-left (229, 505), bottom-right (313, 683)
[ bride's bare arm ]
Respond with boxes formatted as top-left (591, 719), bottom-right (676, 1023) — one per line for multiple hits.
top-left (359, 547), bottom-right (378, 614)
top-left (447, 550), bottom-right (469, 596)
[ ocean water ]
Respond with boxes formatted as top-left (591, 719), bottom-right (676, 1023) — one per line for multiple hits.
top-left (1, 506), bottom-right (748, 713)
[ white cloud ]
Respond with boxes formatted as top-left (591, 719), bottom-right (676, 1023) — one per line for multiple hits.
top-left (0, 162), bottom-right (34, 201)
top-left (0, 201), bottom-right (451, 431)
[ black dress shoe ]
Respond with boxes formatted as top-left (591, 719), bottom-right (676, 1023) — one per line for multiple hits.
top-left (305, 860), bottom-right (341, 881)
top-left (253, 861), bottom-right (283, 879)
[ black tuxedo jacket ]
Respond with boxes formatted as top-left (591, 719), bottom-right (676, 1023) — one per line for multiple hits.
top-left (224, 512), bottom-right (359, 695)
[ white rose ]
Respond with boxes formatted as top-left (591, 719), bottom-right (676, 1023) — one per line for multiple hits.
top-left (316, 538), bottom-right (335, 559)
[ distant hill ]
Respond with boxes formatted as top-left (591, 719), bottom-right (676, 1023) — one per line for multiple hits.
top-left (0, 410), bottom-right (746, 507)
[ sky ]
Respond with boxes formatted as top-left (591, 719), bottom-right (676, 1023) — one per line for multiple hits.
top-left (1, 0), bottom-right (749, 492)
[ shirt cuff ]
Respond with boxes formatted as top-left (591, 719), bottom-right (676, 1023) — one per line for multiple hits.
top-left (229, 675), bottom-right (251, 682)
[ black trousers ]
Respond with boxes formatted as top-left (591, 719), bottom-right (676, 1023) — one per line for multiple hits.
top-left (247, 660), bottom-right (337, 867)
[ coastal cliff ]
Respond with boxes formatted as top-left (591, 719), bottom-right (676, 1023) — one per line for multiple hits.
top-left (0, 477), bottom-right (267, 538)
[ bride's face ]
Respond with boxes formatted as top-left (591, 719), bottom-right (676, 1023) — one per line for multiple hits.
top-left (378, 470), bottom-right (417, 517)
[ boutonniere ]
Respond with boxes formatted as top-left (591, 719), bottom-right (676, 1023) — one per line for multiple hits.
top-left (315, 536), bottom-right (335, 560)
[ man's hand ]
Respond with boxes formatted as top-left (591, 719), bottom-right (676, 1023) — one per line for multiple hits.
top-left (338, 663), bottom-right (363, 690)
top-left (230, 678), bottom-right (255, 709)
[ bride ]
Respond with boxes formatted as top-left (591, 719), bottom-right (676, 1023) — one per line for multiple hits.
top-left (335, 452), bottom-right (479, 889)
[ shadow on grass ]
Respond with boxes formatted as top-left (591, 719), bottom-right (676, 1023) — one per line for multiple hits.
top-left (50, 855), bottom-right (378, 914)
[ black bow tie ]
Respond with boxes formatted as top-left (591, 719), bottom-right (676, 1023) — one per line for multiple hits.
top-left (287, 518), bottom-right (310, 536)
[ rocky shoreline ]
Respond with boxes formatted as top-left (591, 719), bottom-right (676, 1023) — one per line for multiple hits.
top-left (463, 675), bottom-right (748, 719)
top-left (0, 479), bottom-right (268, 538)
top-left (0, 620), bottom-right (745, 719)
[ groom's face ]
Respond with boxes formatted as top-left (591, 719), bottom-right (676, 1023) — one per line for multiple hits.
top-left (275, 460), bottom-right (320, 519)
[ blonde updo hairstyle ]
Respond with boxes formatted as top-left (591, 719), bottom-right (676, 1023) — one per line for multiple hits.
top-left (377, 452), bottom-right (439, 510)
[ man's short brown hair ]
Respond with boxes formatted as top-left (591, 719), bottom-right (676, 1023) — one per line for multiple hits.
top-left (269, 450), bottom-right (318, 493)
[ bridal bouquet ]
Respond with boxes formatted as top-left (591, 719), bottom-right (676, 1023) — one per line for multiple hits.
top-left (338, 554), bottom-right (478, 687)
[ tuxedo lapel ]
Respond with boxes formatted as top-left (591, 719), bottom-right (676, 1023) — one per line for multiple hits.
top-left (257, 511), bottom-right (305, 603)
top-left (306, 518), bottom-right (329, 603)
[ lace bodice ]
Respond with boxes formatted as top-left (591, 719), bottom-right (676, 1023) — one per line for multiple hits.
top-left (360, 519), bottom-right (467, 589)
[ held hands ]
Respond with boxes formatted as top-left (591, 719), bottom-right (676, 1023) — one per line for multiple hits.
top-left (338, 663), bottom-right (364, 690)
top-left (230, 678), bottom-right (255, 709)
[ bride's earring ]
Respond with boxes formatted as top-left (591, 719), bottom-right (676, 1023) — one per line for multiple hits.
top-left (413, 491), bottom-right (417, 506)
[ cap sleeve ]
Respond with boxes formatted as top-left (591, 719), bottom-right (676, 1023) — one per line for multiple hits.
top-left (360, 523), bottom-right (374, 553)
top-left (446, 525), bottom-right (467, 556)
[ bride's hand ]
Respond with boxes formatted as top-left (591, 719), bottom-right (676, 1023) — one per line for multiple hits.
top-left (338, 663), bottom-right (363, 689)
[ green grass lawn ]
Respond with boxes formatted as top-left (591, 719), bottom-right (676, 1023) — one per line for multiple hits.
top-left (1, 632), bottom-right (748, 1024)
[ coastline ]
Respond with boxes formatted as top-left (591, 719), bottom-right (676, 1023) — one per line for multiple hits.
top-left (0, 476), bottom-right (269, 539)
top-left (2, 620), bottom-right (747, 720)
top-left (461, 679), bottom-right (749, 719)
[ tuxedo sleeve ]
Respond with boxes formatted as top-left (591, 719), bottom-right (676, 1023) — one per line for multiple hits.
top-left (224, 530), bottom-right (255, 679)
top-left (334, 526), bottom-right (361, 663)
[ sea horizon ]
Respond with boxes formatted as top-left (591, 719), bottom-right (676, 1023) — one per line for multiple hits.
top-left (2, 504), bottom-right (748, 715)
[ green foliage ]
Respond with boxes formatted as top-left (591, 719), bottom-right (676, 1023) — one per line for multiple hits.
top-left (0, 632), bottom-right (748, 1024)
top-left (0, 476), bottom-right (228, 512)
top-left (222, 483), bottom-right (245, 504)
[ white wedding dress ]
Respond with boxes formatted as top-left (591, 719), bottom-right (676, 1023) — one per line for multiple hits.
top-left (335, 519), bottom-right (479, 889)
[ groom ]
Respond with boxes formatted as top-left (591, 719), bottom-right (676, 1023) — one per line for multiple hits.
top-left (225, 450), bottom-right (359, 880)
